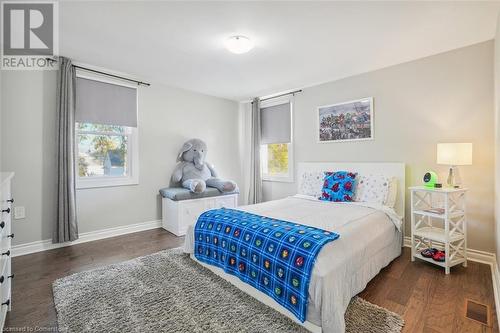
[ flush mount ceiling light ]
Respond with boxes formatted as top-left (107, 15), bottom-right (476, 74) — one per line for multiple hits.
top-left (225, 35), bottom-right (254, 54)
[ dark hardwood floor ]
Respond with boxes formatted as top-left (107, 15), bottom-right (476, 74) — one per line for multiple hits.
top-left (359, 248), bottom-right (498, 333)
top-left (5, 228), bottom-right (497, 333)
top-left (5, 228), bottom-right (184, 331)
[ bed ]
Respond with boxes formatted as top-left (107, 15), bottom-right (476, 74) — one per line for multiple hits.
top-left (184, 162), bottom-right (405, 333)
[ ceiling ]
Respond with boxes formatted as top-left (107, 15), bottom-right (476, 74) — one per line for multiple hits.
top-left (59, 1), bottom-right (500, 101)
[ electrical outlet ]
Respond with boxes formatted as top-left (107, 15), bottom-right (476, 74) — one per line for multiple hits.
top-left (14, 206), bottom-right (25, 219)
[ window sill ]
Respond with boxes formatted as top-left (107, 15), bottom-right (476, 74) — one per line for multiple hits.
top-left (76, 177), bottom-right (139, 189)
top-left (262, 176), bottom-right (294, 183)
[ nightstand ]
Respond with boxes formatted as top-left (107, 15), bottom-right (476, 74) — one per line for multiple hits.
top-left (409, 186), bottom-right (467, 274)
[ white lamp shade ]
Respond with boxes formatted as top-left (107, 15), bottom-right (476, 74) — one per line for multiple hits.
top-left (437, 143), bottom-right (472, 165)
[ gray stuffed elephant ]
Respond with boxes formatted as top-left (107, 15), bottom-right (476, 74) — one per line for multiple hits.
top-left (171, 138), bottom-right (237, 193)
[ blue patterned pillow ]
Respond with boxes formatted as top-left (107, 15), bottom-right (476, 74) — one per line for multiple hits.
top-left (320, 171), bottom-right (357, 202)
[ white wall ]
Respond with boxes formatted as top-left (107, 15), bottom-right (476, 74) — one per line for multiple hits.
top-left (1, 70), bottom-right (240, 246)
top-left (242, 41), bottom-right (495, 253)
top-left (2, 42), bottom-right (494, 254)
top-left (1, 71), bottom-right (57, 247)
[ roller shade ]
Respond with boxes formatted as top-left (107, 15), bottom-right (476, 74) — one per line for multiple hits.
top-left (76, 77), bottom-right (137, 127)
top-left (260, 102), bottom-right (291, 144)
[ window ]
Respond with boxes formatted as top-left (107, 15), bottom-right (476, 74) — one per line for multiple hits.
top-left (260, 97), bottom-right (293, 182)
top-left (75, 73), bottom-right (139, 189)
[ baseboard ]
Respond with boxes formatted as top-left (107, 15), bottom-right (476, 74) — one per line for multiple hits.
top-left (403, 236), bottom-right (500, 329)
top-left (12, 220), bottom-right (162, 257)
top-left (491, 259), bottom-right (500, 330)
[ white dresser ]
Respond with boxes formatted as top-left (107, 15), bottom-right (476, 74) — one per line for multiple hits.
top-left (0, 173), bottom-right (13, 329)
top-left (162, 194), bottom-right (238, 236)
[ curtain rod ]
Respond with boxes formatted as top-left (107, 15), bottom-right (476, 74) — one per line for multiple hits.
top-left (46, 58), bottom-right (151, 87)
top-left (252, 89), bottom-right (302, 104)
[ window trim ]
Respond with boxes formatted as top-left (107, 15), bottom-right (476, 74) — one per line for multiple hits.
top-left (260, 96), bottom-right (294, 183)
top-left (75, 72), bottom-right (139, 190)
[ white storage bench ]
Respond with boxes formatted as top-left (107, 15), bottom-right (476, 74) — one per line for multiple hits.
top-left (159, 187), bottom-right (239, 236)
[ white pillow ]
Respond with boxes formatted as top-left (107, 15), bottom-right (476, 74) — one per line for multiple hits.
top-left (298, 171), bottom-right (324, 198)
top-left (354, 174), bottom-right (391, 205)
top-left (384, 177), bottom-right (398, 208)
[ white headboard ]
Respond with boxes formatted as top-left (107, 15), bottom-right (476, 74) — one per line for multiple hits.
top-left (297, 161), bottom-right (406, 218)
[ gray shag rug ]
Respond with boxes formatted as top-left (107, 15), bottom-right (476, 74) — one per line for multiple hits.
top-left (53, 248), bottom-right (404, 333)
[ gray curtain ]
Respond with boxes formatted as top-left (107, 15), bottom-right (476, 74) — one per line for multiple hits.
top-left (248, 97), bottom-right (263, 204)
top-left (54, 57), bottom-right (78, 243)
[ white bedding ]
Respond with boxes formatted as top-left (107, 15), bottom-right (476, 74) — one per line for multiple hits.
top-left (184, 195), bottom-right (402, 333)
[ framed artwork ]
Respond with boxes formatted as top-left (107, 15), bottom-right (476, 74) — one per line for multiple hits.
top-left (317, 97), bottom-right (374, 143)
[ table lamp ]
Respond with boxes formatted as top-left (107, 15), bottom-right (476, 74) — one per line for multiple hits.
top-left (437, 143), bottom-right (472, 188)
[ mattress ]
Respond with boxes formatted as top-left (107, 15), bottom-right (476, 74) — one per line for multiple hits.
top-left (184, 195), bottom-right (402, 333)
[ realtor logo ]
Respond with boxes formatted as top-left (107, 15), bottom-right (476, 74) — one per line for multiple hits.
top-left (1, 1), bottom-right (58, 70)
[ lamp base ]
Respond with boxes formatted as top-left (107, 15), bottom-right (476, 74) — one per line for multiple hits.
top-left (447, 166), bottom-right (462, 188)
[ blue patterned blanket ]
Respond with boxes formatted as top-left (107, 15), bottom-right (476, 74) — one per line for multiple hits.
top-left (194, 208), bottom-right (339, 322)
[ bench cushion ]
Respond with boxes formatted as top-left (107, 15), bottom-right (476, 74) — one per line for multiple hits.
top-left (159, 187), bottom-right (239, 201)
